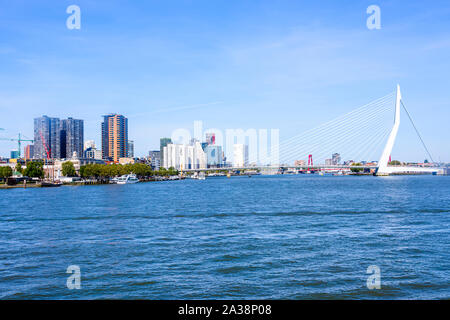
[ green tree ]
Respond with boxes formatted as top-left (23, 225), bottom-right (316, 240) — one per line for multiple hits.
top-left (351, 163), bottom-right (363, 173)
top-left (0, 166), bottom-right (13, 179)
top-left (62, 161), bottom-right (77, 177)
top-left (157, 168), bottom-right (167, 176)
top-left (79, 165), bottom-right (87, 178)
top-left (15, 163), bottom-right (23, 174)
top-left (388, 160), bottom-right (401, 166)
top-left (23, 161), bottom-right (44, 178)
top-left (80, 164), bottom-right (99, 179)
top-left (131, 163), bottom-right (152, 177)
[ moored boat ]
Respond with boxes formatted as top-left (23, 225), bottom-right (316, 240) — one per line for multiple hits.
top-left (40, 181), bottom-right (63, 187)
top-left (115, 173), bottom-right (139, 184)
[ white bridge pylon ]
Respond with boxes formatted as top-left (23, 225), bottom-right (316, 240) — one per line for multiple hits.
top-left (375, 85), bottom-right (438, 176)
top-left (375, 84), bottom-right (402, 175)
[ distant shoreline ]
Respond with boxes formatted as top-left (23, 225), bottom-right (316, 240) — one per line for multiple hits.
top-left (1, 172), bottom-right (445, 190)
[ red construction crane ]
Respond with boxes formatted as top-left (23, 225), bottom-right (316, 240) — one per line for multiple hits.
top-left (39, 130), bottom-right (55, 181)
top-left (39, 130), bottom-right (51, 160)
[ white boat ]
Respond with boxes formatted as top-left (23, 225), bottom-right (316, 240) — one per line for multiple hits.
top-left (191, 172), bottom-right (206, 180)
top-left (110, 177), bottom-right (119, 184)
top-left (198, 172), bottom-right (206, 180)
top-left (116, 173), bottom-right (139, 184)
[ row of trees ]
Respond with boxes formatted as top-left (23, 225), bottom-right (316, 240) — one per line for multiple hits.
top-left (78, 163), bottom-right (178, 179)
top-left (350, 163), bottom-right (363, 173)
top-left (0, 162), bottom-right (44, 179)
top-left (2, 161), bottom-right (178, 180)
top-left (22, 162), bottom-right (45, 178)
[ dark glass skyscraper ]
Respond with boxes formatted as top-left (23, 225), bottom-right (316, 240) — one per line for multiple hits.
top-left (33, 116), bottom-right (84, 159)
top-left (34, 116), bottom-right (60, 159)
top-left (61, 117), bottom-right (84, 158)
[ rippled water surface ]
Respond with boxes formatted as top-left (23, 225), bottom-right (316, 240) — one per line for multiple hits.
top-left (0, 175), bottom-right (449, 299)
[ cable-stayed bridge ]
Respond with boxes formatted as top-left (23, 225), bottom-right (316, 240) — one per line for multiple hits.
top-left (276, 85), bottom-right (439, 175)
top-left (185, 85), bottom-right (443, 176)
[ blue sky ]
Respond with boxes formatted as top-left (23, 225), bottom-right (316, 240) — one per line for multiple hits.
top-left (0, 0), bottom-right (449, 162)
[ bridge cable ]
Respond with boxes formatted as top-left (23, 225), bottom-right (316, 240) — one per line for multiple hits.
top-left (400, 100), bottom-right (435, 163)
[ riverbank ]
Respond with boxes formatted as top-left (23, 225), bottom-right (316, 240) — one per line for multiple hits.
top-left (0, 183), bottom-right (42, 189)
top-left (0, 176), bottom-right (185, 189)
top-left (1, 171), bottom-right (445, 189)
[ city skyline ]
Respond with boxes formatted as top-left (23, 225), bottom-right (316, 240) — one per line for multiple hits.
top-left (0, 1), bottom-right (449, 161)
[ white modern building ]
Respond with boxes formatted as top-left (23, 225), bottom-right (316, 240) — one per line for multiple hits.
top-left (163, 140), bottom-right (207, 170)
top-left (205, 145), bottom-right (223, 167)
top-left (233, 144), bottom-right (248, 167)
top-left (84, 140), bottom-right (96, 151)
top-left (148, 150), bottom-right (161, 170)
top-left (84, 147), bottom-right (103, 160)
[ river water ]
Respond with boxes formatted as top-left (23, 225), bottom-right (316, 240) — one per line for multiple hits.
top-left (0, 175), bottom-right (449, 299)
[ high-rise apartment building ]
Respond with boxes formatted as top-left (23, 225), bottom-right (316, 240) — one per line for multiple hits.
top-left (163, 140), bottom-right (207, 170)
top-left (33, 116), bottom-right (84, 160)
top-left (61, 117), bottom-right (84, 158)
top-left (24, 144), bottom-right (34, 160)
top-left (160, 137), bottom-right (172, 167)
top-left (10, 150), bottom-right (19, 159)
top-left (205, 145), bottom-right (223, 167)
top-left (128, 140), bottom-right (134, 158)
top-left (34, 116), bottom-right (61, 159)
top-left (149, 150), bottom-right (161, 170)
top-left (332, 153), bottom-right (341, 165)
top-left (233, 144), bottom-right (248, 167)
top-left (101, 114), bottom-right (128, 162)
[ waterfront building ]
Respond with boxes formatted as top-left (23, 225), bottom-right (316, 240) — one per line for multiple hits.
top-left (60, 117), bottom-right (84, 159)
top-left (24, 144), bottom-right (34, 160)
top-left (119, 157), bottom-right (135, 165)
top-left (294, 160), bottom-right (306, 166)
top-left (332, 153), bottom-right (341, 165)
top-left (233, 144), bottom-right (248, 167)
top-left (128, 140), bottom-right (134, 158)
top-left (33, 116), bottom-right (84, 160)
top-left (148, 150), bottom-right (161, 170)
top-left (84, 147), bottom-right (103, 160)
top-left (205, 133), bottom-right (215, 146)
top-left (325, 159), bottom-right (333, 166)
top-left (10, 150), bottom-right (19, 159)
top-left (101, 114), bottom-right (128, 163)
top-left (33, 116), bottom-right (62, 159)
top-left (163, 140), bottom-right (207, 170)
top-left (160, 137), bottom-right (172, 167)
top-left (205, 145), bottom-right (223, 167)
top-left (54, 154), bottom-right (105, 179)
